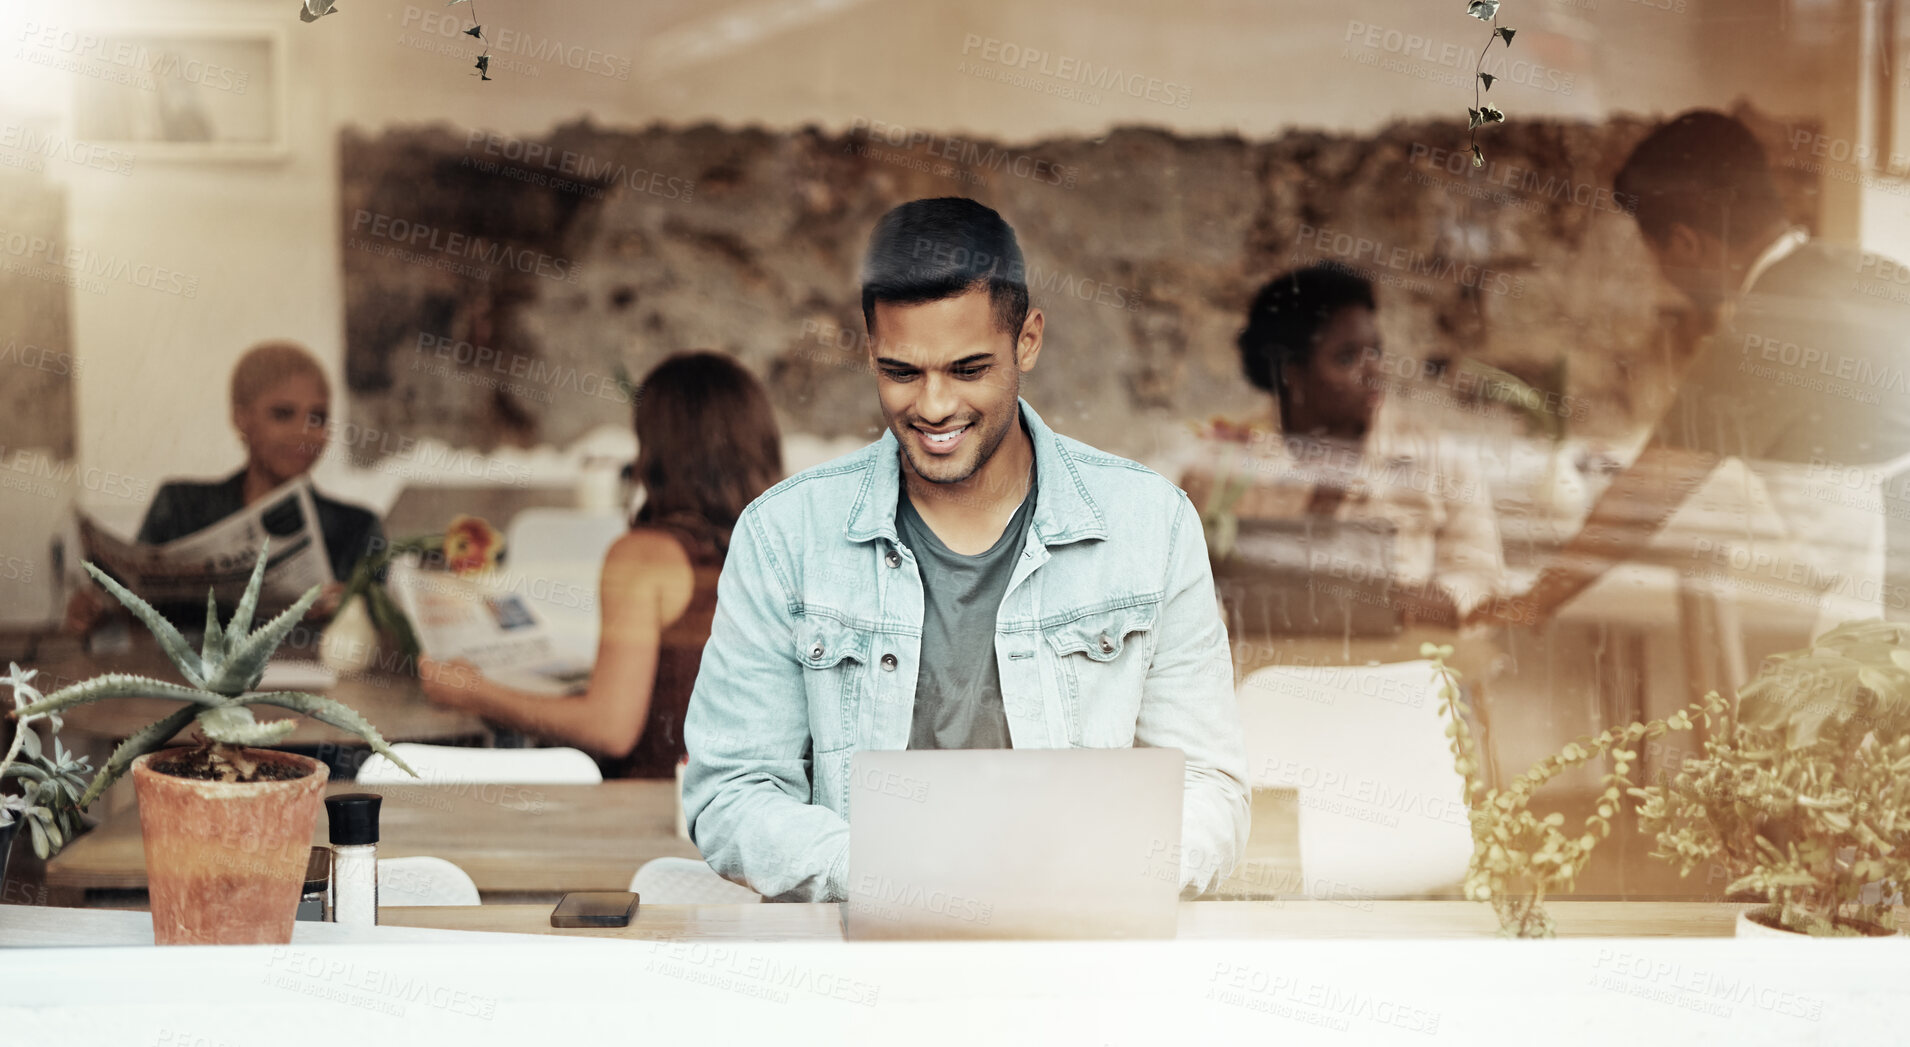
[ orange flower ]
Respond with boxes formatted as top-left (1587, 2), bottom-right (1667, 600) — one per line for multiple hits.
top-left (1192, 415), bottom-right (1261, 444)
top-left (442, 515), bottom-right (502, 576)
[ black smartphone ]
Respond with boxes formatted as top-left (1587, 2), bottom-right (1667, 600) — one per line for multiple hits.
top-left (551, 891), bottom-right (641, 928)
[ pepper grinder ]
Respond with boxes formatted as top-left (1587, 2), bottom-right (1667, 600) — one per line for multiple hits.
top-left (325, 793), bottom-right (382, 928)
top-left (296, 846), bottom-right (331, 922)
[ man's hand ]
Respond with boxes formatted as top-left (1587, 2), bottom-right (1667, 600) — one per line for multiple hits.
top-left (1463, 444), bottom-right (1721, 632)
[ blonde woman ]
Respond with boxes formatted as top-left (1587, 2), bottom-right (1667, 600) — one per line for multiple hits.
top-left (63, 340), bottom-right (380, 633)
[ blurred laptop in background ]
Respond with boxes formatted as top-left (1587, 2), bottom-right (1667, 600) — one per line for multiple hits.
top-left (1212, 517), bottom-right (1403, 640)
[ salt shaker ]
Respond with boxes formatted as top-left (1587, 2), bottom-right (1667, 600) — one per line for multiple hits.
top-left (324, 793), bottom-right (382, 927)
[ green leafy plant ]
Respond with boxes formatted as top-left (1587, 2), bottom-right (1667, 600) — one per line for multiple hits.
top-left (1734, 618), bottom-right (1910, 746)
top-left (335, 515), bottom-right (504, 660)
top-left (1428, 642), bottom-right (1715, 937)
top-left (0, 665), bottom-right (93, 859)
top-left (1632, 620), bottom-right (1910, 936)
top-left (6, 542), bottom-right (416, 811)
top-left (336, 535), bottom-right (435, 659)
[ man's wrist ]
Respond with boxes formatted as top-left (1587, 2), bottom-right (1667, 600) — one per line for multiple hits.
top-left (824, 840), bottom-right (852, 902)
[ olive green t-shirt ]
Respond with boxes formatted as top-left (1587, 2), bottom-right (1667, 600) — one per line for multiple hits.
top-left (895, 476), bottom-right (1038, 750)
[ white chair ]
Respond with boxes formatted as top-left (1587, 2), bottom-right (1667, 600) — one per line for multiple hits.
top-left (377, 856), bottom-right (480, 907)
top-left (504, 508), bottom-right (628, 662)
top-left (505, 506), bottom-right (628, 565)
top-left (357, 743), bottom-right (604, 784)
top-left (1236, 659), bottom-right (1472, 900)
top-left (629, 857), bottom-right (762, 904)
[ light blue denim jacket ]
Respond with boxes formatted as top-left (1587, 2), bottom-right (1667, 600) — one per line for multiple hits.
top-left (683, 399), bottom-right (1249, 901)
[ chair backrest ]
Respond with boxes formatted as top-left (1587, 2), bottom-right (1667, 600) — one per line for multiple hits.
top-left (357, 743), bottom-right (604, 785)
top-left (628, 857), bottom-right (762, 904)
top-left (377, 856), bottom-right (480, 907)
top-left (504, 507), bottom-right (628, 660)
top-left (1236, 659), bottom-right (1471, 900)
top-left (506, 507), bottom-right (628, 566)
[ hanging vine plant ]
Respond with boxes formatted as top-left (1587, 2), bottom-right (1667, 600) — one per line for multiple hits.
top-left (1464, 1), bottom-right (1516, 166)
top-left (299, 0), bottom-right (494, 81)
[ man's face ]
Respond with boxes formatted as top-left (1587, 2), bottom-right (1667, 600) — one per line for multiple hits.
top-left (1645, 222), bottom-right (1732, 311)
top-left (868, 286), bottom-right (1041, 487)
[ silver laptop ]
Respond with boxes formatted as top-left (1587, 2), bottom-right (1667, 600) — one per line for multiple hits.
top-left (843, 748), bottom-right (1184, 941)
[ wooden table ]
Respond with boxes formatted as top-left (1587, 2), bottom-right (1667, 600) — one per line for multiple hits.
top-left (379, 900), bottom-right (1764, 941)
top-left (39, 786), bottom-right (1302, 902)
top-left (40, 782), bottom-right (1708, 907)
top-left (27, 636), bottom-right (485, 747)
top-left (0, 899), bottom-right (1807, 946)
top-left (44, 780), bottom-right (699, 898)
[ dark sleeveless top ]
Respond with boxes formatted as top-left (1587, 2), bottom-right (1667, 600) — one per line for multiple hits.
top-left (591, 520), bottom-right (725, 780)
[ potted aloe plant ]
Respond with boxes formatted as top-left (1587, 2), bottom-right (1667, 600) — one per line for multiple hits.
top-left (1, 542), bottom-right (417, 944)
top-left (1632, 619), bottom-right (1910, 937)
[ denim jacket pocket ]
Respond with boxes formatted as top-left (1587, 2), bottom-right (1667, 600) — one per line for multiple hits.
top-left (1044, 603), bottom-right (1159, 745)
top-left (795, 615), bottom-right (870, 755)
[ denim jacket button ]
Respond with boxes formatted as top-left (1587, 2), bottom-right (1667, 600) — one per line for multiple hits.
top-left (810, 642), bottom-right (825, 660)
top-left (885, 551), bottom-right (901, 568)
top-left (1098, 636), bottom-right (1115, 654)
top-left (880, 653), bottom-right (898, 671)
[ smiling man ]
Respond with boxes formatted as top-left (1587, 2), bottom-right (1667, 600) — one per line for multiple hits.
top-left (683, 197), bottom-right (1249, 901)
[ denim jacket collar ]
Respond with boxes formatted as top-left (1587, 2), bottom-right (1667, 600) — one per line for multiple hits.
top-left (843, 398), bottom-right (1109, 548)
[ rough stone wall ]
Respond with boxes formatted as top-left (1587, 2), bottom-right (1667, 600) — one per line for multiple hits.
top-left (339, 107), bottom-right (1816, 464)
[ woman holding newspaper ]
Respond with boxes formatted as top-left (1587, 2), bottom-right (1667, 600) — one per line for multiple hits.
top-left (417, 352), bottom-right (783, 779)
top-left (63, 341), bottom-right (382, 635)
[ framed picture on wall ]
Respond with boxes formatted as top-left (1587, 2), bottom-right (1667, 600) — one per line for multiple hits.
top-left (68, 27), bottom-right (287, 161)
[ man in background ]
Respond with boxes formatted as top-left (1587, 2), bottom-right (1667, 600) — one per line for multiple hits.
top-left (1477, 111), bottom-right (1910, 635)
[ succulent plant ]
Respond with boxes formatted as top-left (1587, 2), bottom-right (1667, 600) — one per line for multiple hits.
top-left (0, 664), bottom-right (93, 859)
top-left (9, 542), bottom-right (416, 808)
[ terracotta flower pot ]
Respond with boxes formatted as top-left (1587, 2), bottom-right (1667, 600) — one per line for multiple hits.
top-left (132, 748), bottom-right (329, 945)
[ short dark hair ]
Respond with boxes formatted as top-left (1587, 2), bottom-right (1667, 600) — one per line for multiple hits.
top-left (1237, 264), bottom-right (1377, 396)
top-left (1614, 110), bottom-right (1785, 247)
top-left (860, 197), bottom-right (1031, 337)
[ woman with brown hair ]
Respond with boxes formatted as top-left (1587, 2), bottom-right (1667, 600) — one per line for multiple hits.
top-left (418, 351), bottom-right (783, 778)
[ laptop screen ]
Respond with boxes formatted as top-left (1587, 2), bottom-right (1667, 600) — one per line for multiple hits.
top-left (844, 748), bottom-right (1185, 940)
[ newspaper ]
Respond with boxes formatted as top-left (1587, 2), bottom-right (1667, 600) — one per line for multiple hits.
top-left (78, 477), bottom-right (335, 611)
top-left (385, 557), bottom-right (591, 697)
